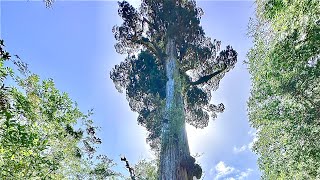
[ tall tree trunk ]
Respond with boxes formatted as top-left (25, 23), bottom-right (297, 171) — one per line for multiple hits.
top-left (159, 39), bottom-right (192, 180)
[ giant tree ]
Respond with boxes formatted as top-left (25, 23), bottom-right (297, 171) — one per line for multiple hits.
top-left (248, 0), bottom-right (319, 179)
top-left (110, 0), bottom-right (237, 179)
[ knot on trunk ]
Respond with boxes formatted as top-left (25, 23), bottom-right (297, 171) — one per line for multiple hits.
top-left (180, 155), bottom-right (202, 179)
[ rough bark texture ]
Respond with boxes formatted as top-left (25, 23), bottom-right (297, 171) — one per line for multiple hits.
top-left (159, 39), bottom-right (192, 180)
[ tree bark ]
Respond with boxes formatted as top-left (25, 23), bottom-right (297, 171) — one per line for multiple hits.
top-left (159, 39), bottom-right (192, 180)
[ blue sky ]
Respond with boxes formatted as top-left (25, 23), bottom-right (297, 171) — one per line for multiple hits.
top-left (1, 1), bottom-right (260, 179)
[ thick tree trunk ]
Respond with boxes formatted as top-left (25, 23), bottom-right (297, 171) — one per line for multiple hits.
top-left (159, 39), bottom-right (192, 180)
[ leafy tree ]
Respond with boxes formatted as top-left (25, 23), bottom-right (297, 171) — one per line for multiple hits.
top-left (0, 40), bottom-right (119, 179)
top-left (110, 0), bottom-right (237, 178)
top-left (247, 0), bottom-right (320, 179)
top-left (133, 158), bottom-right (158, 180)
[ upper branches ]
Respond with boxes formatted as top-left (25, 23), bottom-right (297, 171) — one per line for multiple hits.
top-left (183, 45), bottom-right (237, 128)
top-left (111, 0), bottom-right (238, 138)
top-left (113, 1), bottom-right (165, 58)
top-left (113, 0), bottom-right (206, 63)
top-left (187, 45), bottom-right (237, 86)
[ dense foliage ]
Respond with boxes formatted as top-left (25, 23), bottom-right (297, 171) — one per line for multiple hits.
top-left (247, 0), bottom-right (320, 179)
top-left (0, 40), bottom-right (118, 179)
top-left (110, 0), bottom-right (237, 150)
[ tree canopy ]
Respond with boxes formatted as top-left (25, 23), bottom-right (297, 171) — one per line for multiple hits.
top-left (0, 40), bottom-right (119, 179)
top-left (247, 0), bottom-right (320, 179)
top-left (110, 0), bottom-right (237, 150)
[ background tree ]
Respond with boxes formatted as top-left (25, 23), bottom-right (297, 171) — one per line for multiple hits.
top-left (110, 0), bottom-right (237, 179)
top-left (0, 40), bottom-right (119, 179)
top-left (247, 0), bottom-right (319, 179)
top-left (132, 158), bottom-right (158, 180)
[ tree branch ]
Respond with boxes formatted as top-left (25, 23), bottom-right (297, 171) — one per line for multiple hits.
top-left (133, 37), bottom-right (165, 59)
top-left (121, 156), bottom-right (136, 180)
top-left (189, 67), bottom-right (226, 86)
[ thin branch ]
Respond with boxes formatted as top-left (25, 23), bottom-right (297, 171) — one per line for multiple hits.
top-left (121, 156), bottom-right (136, 180)
top-left (189, 68), bottom-right (225, 86)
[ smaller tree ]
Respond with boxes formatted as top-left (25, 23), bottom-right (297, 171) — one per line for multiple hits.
top-left (0, 40), bottom-right (119, 179)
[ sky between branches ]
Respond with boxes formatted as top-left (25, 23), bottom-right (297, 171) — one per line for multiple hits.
top-left (1, 0), bottom-right (260, 179)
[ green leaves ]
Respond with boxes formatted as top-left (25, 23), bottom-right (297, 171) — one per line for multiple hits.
top-left (0, 40), bottom-right (119, 179)
top-left (133, 158), bottom-right (158, 180)
top-left (110, 51), bottom-right (165, 149)
top-left (248, 0), bottom-right (320, 179)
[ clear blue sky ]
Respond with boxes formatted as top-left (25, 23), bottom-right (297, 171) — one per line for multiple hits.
top-left (1, 1), bottom-right (260, 179)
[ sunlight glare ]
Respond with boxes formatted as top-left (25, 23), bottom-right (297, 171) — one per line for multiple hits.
top-left (127, 0), bottom-right (141, 8)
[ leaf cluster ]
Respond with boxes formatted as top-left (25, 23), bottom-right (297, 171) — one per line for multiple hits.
top-left (247, 0), bottom-right (320, 178)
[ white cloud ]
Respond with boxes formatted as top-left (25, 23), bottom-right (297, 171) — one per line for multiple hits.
top-left (232, 129), bottom-right (259, 154)
top-left (233, 145), bottom-right (247, 154)
top-left (226, 178), bottom-right (236, 180)
top-left (127, 0), bottom-right (141, 8)
top-left (211, 161), bottom-right (235, 180)
top-left (248, 128), bottom-right (256, 137)
top-left (211, 162), bottom-right (254, 180)
top-left (216, 161), bottom-right (235, 175)
top-left (237, 168), bottom-right (253, 180)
